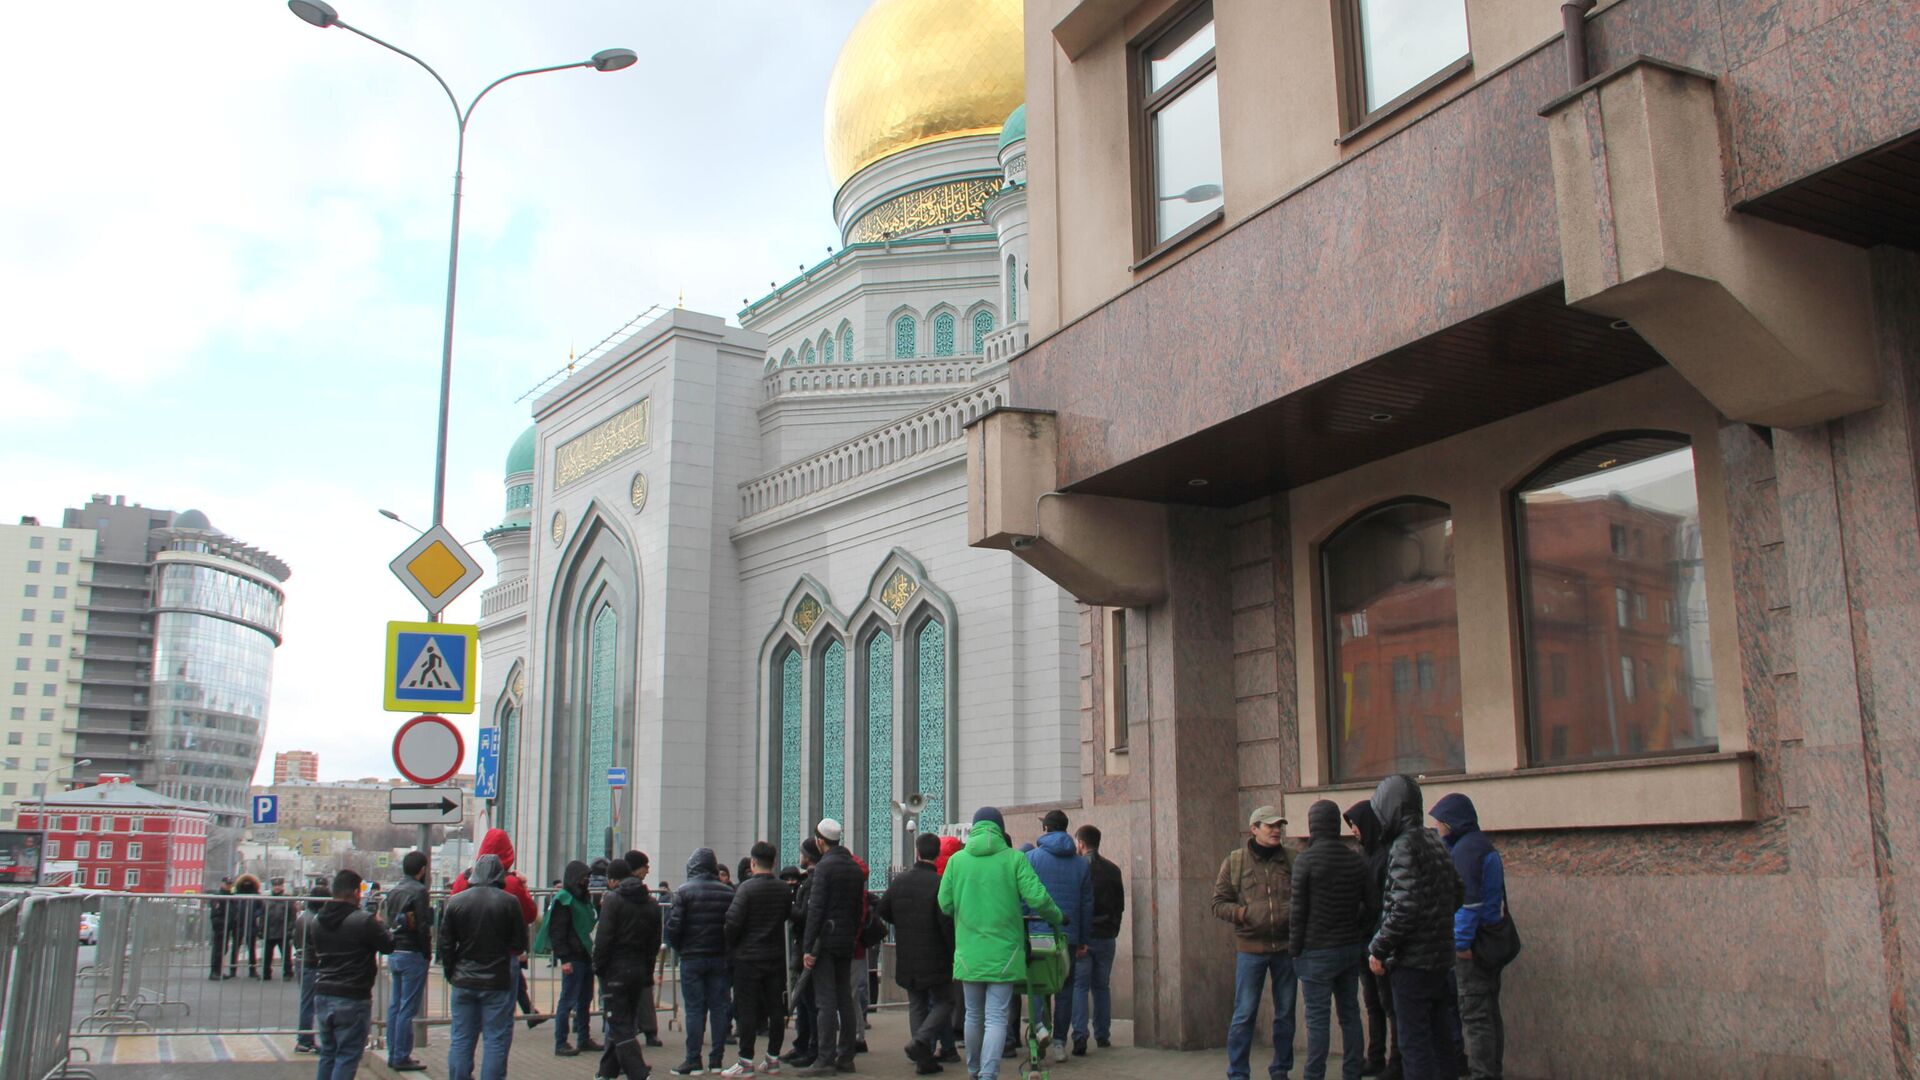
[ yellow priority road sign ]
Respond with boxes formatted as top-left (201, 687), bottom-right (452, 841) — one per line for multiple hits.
top-left (384, 620), bottom-right (478, 713)
top-left (389, 524), bottom-right (485, 619)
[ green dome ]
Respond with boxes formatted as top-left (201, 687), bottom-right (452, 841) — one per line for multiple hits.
top-left (505, 425), bottom-right (536, 478)
top-left (997, 103), bottom-right (1026, 151)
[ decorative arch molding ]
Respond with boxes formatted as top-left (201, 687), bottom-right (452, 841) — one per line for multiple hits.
top-left (756, 577), bottom-right (852, 864)
top-left (927, 304), bottom-right (961, 358)
top-left (782, 349), bottom-right (797, 368)
top-left (838, 321), bottom-right (855, 366)
top-left (965, 302), bottom-right (998, 354)
top-left (821, 330), bottom-right (836, 365)
top-left (541, 499), bottom-right (643, 877)
top-left (889, 307), bottom-right (921, 359)
top-left (491, 660), bottom-right (525, 834)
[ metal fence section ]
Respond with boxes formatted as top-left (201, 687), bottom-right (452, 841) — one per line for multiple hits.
top-left (0, 890), bottom-right (94, 1080)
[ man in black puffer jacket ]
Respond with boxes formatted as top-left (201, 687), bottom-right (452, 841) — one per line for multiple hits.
top-left (596, 858), bottom-right (661, 1080)
top-left (441, 854), bottom-right (530, 1080)
top-left (1366, 775), bottom-right (1463, 1080)
top-left (723, 841), bottom-right (792, 1074)
top-left (1291, 799), bottom-right (1371, 1080)
top-left (309, 869), bottom-right (394, 1079)
top-left (881, 832), bottom-right (955, 1075)
top-left (1344, 800), bottom-right (1395, 1076)
top-left (665, 848), bottom-right (734, 1075)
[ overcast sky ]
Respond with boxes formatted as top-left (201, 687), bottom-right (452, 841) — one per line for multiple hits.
top-left (0, 2), bottom-right (867, 781)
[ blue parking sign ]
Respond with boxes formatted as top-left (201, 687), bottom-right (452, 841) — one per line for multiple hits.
top-left (252, 795), bottom-right (278, 825)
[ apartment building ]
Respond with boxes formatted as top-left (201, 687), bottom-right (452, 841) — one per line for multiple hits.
top-left (0, 518), bottom-right (94, 826)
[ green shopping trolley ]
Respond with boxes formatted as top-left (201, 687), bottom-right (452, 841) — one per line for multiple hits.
top-left (1019, 917), bottom-right (1069, 1080)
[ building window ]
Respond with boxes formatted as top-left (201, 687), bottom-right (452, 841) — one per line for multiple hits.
top-left (75, 841), bottom-right (90, 858)
top-left (914, 619), bottom-right (948, 831)
top-left (45, 840), bottom-right (57, 858)
top-left (1322, 499), bottom-right (1465, 782)
top-left (496, 699), bottom-right (518, 834)
top-left (1515, 434), bottom-right (1717, 765)
top-left (822, 334), bottom-right (835, 364)
top-left (50, 587), bottom-right (65, 600)
top-left (777, 649), bottom-right (804, 863)
top-left (48, 612), bottom-right (61, 624)
top-left (25, 561), bottom-right (40, 574)
top-left (1104, 609), bottom-right (1131, 753)
top-left (55, 563), bottom-right (68, 575)
top-left (1006, 255), bottom-right (1018, 323)
top-left (12, 660), bottom-right (24, 673)
top-left (841, 325), bottom-right (854, 366)
top-left (802, 342), bottom-right (817, 366)
top-left (1134, 1), bottom-right (1223, 251)
top-left (46, 635), bottom-right (58, 648)
top-left (3, 733), bottom-right (16, 745)
top-left (98, 841), bottom-right (112, 859)
top-left (94, 868), bottom-right (109, 887)
top-left (128, 842), bottom-right (142, 860)
top-left (584, 605), bottom-right (618, 855)
top-left (782, 349), bottom-right (795, 368)
top-left (17, 611), bottom-right (30, 623)
top-left (932, 312), bottom-right (957, 357)
top-left (894, 314), bottom-right (918, 358)
top-left (43, 660), bottom-right (57, 673)
top-left (863, 630), bottom-right (895, 890)
top-left (1335, 0), bottom-right (1471, 128)
top-left (27, 537), bottom-right (42, 550)
top-left (15, 634), bottom-right (29, 647)
top-left (58, 538), bottom-right (71, 552)
top-left (972, 310), bottom-right (995, 354)
top-left (819, 640), bottom-right (848, 824)
top-left (125, 868), bottom-right (139, 888)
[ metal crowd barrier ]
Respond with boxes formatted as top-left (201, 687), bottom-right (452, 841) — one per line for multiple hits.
top-left (0, 889), bottom-right (94, 1080)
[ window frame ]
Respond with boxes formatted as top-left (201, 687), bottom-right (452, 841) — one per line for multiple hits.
top-left (1331, 0), bottom-right (1475, 141)
top-left (1128, 0), bottom-right (1224, 262)
top-left (1509, 429), bottom-right (1722, 769)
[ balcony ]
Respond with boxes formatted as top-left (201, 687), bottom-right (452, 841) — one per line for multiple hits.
top-left (480, 577), bottom-right (529, 619)
top-left (762, 355), bottom-right (994, 404)
top-left (76, 601), bottom-right (149, 615)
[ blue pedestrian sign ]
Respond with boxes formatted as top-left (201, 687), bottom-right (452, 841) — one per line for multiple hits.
top-left (251, 795), bottom-right (278, 825)
top-left (474, 726), bottom-right (500, 801)
top-left (383, 621), bottom-right (479, 714)
top-left (607, 767), bottom-right (628, 788)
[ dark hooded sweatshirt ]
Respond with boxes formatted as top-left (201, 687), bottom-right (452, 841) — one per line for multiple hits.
top-left (595, 875), bottom-right (663, 991)
top-left (665, 848), bottom-right (733, 959)
top-left (1344, 799), bottom-right (1389, 934)
top-left (1429, 792), bottom-right (1506, 954)
top-left (546, 859), bottom-right (597, 964)
top-left (1366, 774), bottom-right (1462, 973)
top-left (309, 897), bottom-right (394, 1000)
top-left (1289, 798), bottom-right (1371, 955)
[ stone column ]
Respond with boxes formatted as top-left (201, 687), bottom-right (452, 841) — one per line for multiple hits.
top-left (1127, 505), bottom-right (1242, 1049)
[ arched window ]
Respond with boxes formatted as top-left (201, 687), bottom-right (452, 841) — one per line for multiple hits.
top-left (765, 355), bottom-right (778, 374)
top-left (932, 312), bottom-right (957, 357)
top-left (819, 640), bottom-right (847, 823)
top-left (863, 631), bottom-right (895, 889)
top-left (777, 649), bottom-right (803, 861)
top-left (585, 605), bottom-right (618, 853)
top-left (914, 618), bottom-right (948, 830)
top-left (1514, 433), bottom-right (1714, 765)
top-left (823, 334), bottom-right (836, 364)
top-left (495, 692), bottom-right (519, 833)
top-left (1006, 255), bottom-right (1018, 323)
top-left (894, 315), bottom-right (918, 358)
top-left (802, 342), bottom-right (817, 366)
top-left (1321, 499), bottom-right (1463, 782)
top-left (782, 349), bottom-right (796, 368)
top-left (972, 310), bottom-right (996, 353)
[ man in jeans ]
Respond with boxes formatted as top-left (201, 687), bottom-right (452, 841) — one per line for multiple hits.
top-left (382, 852), bottom-right (433, 1072)
top-left (440, 854), bottom-right (529, 1080)
top-left (1430, 793), bottom-right (1506, 1080)
top-left (665, 847), bottom-right (735, 1076)
top-left (879, 832), bottom-right (955, 1075)
top-left (308, 869), bottom-right (394, 1080)
top-left (1366, 776), bottom-right (1463, 1080)
top-left (1071, 824), bottom-right (1123, 1056)
top-left (797, 819), bottom-right (864, 1077)
top-left (1291, 799), bottom-right (1372, 1080)
top-left (1213, 805), bottom-right (1297, 1080)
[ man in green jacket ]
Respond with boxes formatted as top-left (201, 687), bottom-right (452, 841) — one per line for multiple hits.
top-left (937, 807), bottom-right (1063, 1080)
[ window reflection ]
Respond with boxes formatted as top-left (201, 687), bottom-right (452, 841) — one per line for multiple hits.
top-left (1139, 2), bottom-right (1223, 246)
top-left (1516, 436), bottom-right (1717, 765)
top-left (1357, 0), bottom-right (1470, 112)
top-left (1323, 500), bottom-right (1464, 781)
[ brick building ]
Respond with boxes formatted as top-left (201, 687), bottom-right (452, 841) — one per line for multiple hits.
top-left (272, 750), bottom-right (319, 784)
top-left (18, 774), bottom-right (208, 894)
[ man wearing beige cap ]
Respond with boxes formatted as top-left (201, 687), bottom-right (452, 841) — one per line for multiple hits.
top-left (1213, 805), bottom-right (1297, 1080)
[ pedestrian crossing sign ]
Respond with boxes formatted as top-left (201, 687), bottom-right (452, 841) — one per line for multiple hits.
top-left (384, 620), bottom-right (478, 714)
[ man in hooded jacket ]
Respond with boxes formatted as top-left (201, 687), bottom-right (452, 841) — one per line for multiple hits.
top-left (1430, 793), bottom-right (1506, 1080)
top-left (1291, 799), bottom-right (1371, 1080)
top-left (665, 847), bottom-right (735, 1075)
top-left (450, 829), bottom-right (541, 1027)
top-left (1365, 775), bottom-right (1463, 1080)
top-left (1345, 800), bottom-right (1395, 1077)
top-left (1027, 809), bottom-right (1092, 1065)
top-left (938, 807), bottom-right (1063, 1080)
top-left (596, 857), bottom-right (662, 1080)
top-left (441, 854), bottom-right (530, 1080)
top-left (881, 832), bottom-right (956, 1075)
top-left (309, 868), bottom-right (394, 1080)
top-left (547, 859), bottom-right (602, 1056)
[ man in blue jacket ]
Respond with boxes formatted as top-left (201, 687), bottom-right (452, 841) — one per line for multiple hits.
top-left (1429, 793), bottom-right (1505, 1080)
top-left (1027, 809), bottom-right (1093, 1065)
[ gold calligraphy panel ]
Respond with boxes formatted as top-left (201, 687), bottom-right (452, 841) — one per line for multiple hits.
top-left (554, 399), bottom-right (651, 488)
top-left (846, 178), bottom-right (1002, 245)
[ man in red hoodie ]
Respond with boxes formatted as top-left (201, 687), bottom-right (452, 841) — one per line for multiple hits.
top-left (451, 830), bottom-right (541, 1025)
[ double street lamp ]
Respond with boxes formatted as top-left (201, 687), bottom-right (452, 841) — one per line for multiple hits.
top-left (287, 1), bottom-right (636, 542)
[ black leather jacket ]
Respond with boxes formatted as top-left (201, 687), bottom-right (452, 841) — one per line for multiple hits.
top-left (309, 900), bottom-right (394, 1000)
top-left (1088, 853), bottom-right (1125, 940)
top-left (594, 876), bottom-right (662, 991)
top-left (1367, 775), bottom-right (1464, 973)
top-left (439, 855), bottom-right (529, 990)
top-left (382, 876), bottom-right (433, 954)
top-left (665, 849), bottom-right (734, 959)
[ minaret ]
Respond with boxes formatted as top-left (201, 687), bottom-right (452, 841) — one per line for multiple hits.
top-left (983, 103), bottom-right (1030, 360)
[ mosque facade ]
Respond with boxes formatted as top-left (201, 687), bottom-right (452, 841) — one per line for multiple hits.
top-left (477, 0), bottom-right (1077, 885)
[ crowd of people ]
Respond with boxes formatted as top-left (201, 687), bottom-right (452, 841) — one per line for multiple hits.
top-left (251, 770), bottom-right (1508, 1080)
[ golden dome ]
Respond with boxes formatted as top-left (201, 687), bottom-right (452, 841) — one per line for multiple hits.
top-left (824, 0), bottom-right (1026, 188)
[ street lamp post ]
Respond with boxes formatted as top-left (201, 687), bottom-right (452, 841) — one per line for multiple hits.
top-left (289, 0), bottom-right (634, 921)
top-left (287, 0), bottom-right (635, 553)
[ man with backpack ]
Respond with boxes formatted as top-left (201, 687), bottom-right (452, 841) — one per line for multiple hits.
top-left (543, 859), bottom-right (601, 1057)
top-left (1026, 809), bottom-right (1093, 1065)
top-left (1430, 793), bottom-right (1509, 1080)
top-left (797, 819), bottom-right (864, 1077)
top-left (1213, 805), bottom-right (1297, 1080)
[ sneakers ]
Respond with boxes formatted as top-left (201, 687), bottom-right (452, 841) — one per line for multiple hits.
top-left (1095, 1037), bottom-right (1112, 1049)
top-left (391, 1059), bottom-right (427, 1072)
top-left (720, 1063), bottom-right (757, 1078)
top-left (1051, 1040), bottom-right (1068, 1063)
top-left (779, 1048), bottom-right (811, 1065)
top-left (758, 1056), bottom-right (783, 1075)
top-left (792, 1064), bottom-right (838, 1078)
top-left (669, 1061), bottom-right (704, 1076)
top-left (292, 1043), bottom-right (317, 1055)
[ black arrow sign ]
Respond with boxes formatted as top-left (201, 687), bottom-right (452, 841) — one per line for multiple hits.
top-left (392, 796), bottom-right (458, 815)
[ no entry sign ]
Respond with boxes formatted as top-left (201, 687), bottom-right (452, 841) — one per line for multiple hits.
top-left (393, 714), bottom-right (465, 786)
